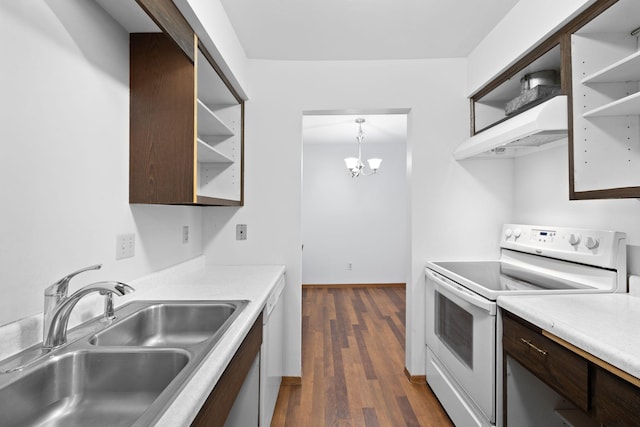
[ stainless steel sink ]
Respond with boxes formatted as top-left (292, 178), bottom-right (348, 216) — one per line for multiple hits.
top-left (0, 300), bottom-right (248, 426)
top-left (0, 350), bottom-right (189, 427)
top-left (89, 302), bottom-right (239, 347)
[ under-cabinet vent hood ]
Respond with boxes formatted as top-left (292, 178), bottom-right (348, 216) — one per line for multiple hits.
top-left (455, 95), bottom-right (568, 159)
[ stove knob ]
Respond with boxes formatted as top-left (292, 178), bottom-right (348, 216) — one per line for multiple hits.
top-left (513, 228), bottom-right (522, 239)
top-left (569, 234), bottom-right (581, 246)
top-left (586, 236), bottom-right (600, 250)
top-left (505, 229), bottom-right (513, 238)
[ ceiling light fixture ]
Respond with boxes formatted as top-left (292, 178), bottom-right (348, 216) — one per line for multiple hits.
top-left (344, 118), bottom-right (382, 178)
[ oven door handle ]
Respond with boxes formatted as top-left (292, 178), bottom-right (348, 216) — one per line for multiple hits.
top-left (427, 270), bottom-right (496, 315)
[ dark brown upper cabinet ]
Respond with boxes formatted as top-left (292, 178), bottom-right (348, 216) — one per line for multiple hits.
top-left (567, 0), bottom-right (640, 199)
top-left (97, 0), bottom-right (244, 206)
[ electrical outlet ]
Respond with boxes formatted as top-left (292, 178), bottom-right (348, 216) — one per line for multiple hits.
top-left (236, 224), bottom-right (247, 240)
top-left (116, 233), bottom-right (135, 260)
top-left (347, 262), bottom-right (353, 270)
top-left (182, 226), bottom-right (189, 244)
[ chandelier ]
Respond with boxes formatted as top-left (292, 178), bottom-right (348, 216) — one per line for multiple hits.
top-left (344, 118), bottom-right (382, 178)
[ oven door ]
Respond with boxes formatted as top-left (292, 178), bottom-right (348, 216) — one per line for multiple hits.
top-left (426, 269), bottom-right (497, 423)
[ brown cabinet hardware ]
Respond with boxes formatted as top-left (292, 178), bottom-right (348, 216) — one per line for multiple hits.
top-left (519, 338), bottom-right (548, 356)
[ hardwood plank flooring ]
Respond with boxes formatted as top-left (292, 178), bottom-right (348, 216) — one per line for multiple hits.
top-left (271, 286), bottom-right (453, 427)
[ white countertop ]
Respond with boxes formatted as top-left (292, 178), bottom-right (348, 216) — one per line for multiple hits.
top-left (134, 264), bottom-right (286, 426)
top-left (498, 293), bottom-right (640, 379)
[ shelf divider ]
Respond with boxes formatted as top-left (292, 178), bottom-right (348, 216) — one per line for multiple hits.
top-left (197, 100), bottom-right (234, 137)
top-left (197, 138), bottom-right (234, 163)
top-left (583, 92), bottom-right (640, 118)
top-left (582, 50), bottom-right (640, 84)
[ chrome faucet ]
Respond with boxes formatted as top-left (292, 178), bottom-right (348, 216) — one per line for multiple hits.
top-left (43, 264), bottom-right (102, 341)
top-left (43, 281), bottom-right (134, 350)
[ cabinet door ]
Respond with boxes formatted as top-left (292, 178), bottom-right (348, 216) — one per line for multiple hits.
top-left (192, 314), bottom-right (263, 427)
top-left (130, 32), bottom-right (197, 204)
top-left (592, 366), bottom-right (640, 426)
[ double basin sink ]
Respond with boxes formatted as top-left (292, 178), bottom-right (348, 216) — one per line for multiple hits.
top-left (0, 300), bottom-right (247, 426)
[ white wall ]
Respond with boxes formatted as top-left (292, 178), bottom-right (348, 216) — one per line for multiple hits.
top-left (202, 58), bottom-right (514, 376)
top-left (302, 142), bottom-right (407, 285)
top-left (513, 144), bottom-right (640, 273)
top-left (0, 1), bottom-right (203, 327)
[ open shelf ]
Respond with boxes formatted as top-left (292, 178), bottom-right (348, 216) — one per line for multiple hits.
top-left (197, 100), bottom-right (235, 137)
top-left (583, 91), bottom-right (640, 118)
top-left (570, 0), bottom-right (640, 197)
top-left (582, 50), bottom-right (640, 84)
top-left (197, 48), bottom-right (238, 107)
top-left (197, 139), bottom-right (234, 163)
top-left (472, 44), bottom-right (562, 137)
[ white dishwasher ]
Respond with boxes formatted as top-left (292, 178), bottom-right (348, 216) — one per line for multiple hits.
top-left (260, 274), bottom-right (285, 427)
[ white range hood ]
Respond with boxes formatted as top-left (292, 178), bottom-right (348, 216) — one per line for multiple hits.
top-left (454, 95), bottom-right (568, 159)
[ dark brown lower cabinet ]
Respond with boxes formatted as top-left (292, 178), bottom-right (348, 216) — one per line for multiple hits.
top-left (191, 313), bottom-right (262, 427)
top-left (592, 366), bottom-right (640, 426)
top-left (503, 310), bottom-right (640, 426)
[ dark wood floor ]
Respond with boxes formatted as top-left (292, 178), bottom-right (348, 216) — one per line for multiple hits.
top-left (271, 286), bottom-right (453, 427)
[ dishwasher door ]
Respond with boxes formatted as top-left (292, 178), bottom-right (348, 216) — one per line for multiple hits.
top-left (260, 274), bottom-right (285, 427)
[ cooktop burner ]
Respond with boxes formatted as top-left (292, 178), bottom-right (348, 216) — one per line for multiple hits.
top-left (432, 260), bottom-right (591, 292)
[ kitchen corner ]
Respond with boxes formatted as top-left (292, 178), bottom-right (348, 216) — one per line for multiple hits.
top-left (498, 289), bottom-right (640, 380)
top-left (498, 284), bottom-right (640, 426)
top-left (0, 257), bottom-right (286, 426)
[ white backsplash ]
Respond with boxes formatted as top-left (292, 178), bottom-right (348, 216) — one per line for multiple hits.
top-left (0, 256), bottom-right (206, 361)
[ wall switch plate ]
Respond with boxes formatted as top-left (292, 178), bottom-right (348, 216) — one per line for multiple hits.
top-left (182, 226), bottom-right (189, 244)
top-left (236, 224), bottom-right (247, 240)
top-left (116, 233), bottom-right (135, 260)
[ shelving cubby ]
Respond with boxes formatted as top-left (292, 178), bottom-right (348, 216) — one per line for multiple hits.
top-left (472, 45), bottom-right (562, 134)
top-left (195, 48), bottom-right (243, 203)
top-left (570, 0), bottom-right (640, 195)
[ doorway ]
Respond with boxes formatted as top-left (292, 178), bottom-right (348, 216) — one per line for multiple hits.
top-left (301, 112), bottom-right (409, 286)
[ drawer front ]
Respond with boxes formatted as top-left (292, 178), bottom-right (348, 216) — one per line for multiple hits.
top-left (503, 313), bottom-right (589, 411)
top-left (592, 366), bottom-right (640, 426)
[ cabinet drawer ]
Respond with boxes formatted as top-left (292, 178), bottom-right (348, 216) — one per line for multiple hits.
top-left (592, 366), bottom-right (640, 426)
top-left (502, 313), bottom-right (589, 411)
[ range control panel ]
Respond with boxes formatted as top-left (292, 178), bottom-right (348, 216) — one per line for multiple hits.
top-left (500, 224), bottom-right (626, 269)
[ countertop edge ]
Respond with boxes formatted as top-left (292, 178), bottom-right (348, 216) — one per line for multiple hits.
top-left (150, 264), bottom-right (286, 426)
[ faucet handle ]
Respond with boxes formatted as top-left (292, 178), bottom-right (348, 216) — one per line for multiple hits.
top-left (100, 282), bottom-right (135, 321)
top-left (45, 264), bottom-right (102, 297)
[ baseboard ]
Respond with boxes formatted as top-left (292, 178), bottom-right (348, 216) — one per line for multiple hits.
top-left (281, 376), bottom-right (302, 386)
top-left (404, 367), bottom-right (426, 385)
top-left (302, 283), bottom-right (405, 289)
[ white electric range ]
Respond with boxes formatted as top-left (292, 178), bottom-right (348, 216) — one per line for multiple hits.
top-left (425, 224), bottom-right (627, 427)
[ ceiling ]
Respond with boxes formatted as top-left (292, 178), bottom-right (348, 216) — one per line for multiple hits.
top-left (220, 0), bottom-right (520, 61)
top-left (303, 114), bottom-right (407, 145)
